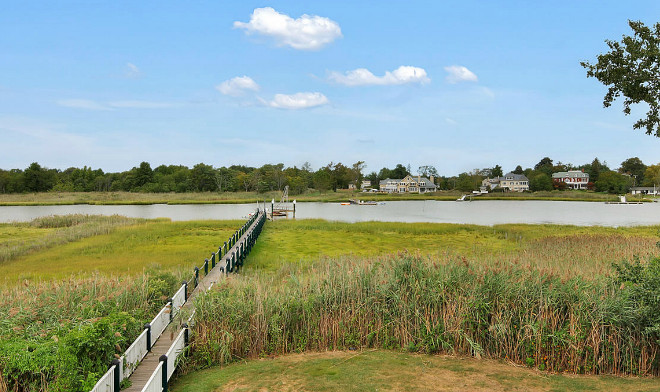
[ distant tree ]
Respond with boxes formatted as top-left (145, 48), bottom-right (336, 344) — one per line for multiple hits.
top-left (24, 162), bottom-right (55, 192)
top-left (534, 157), bottom-right (554, 176)
top-left (190, 163), bottom-right (217, 192)
top-left (581, 20), bottom-right (660, 136)
top-left (133, 162), bottom-right (154, 188)
top-left (513, 165), bottom-right (524, 174)
top-left (391, 164), bottom-right (409, 179)
top-left (643, 164), bottom-right (660, 187)
top-left (584, 158), bottom-right (609, 183)
top-left (595, 170), bottom-right (632, 193)
top-left (529, 172), bottom-right (553, 191)
top-left (491, 165), bottom-right (503, 178)
top-left (456, 172), bottom-right (480, 192)
top-left (619, 157), bottom-right (647, 185)
top-left (351, 161), bottom-right (367, 188)
top-left (313, 168), bottom-right (332, 191)
top-left (418, 165), bottom-right (439, 178)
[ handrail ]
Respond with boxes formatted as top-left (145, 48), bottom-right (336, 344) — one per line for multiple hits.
top-left (89, 365), bottom-right (116, 392)
top-left (122, 329), bottom-right (148, 379)
top-left (89, 209), bottom-right (266, 392)
top-left (139, 361), bottom-right (163, 392)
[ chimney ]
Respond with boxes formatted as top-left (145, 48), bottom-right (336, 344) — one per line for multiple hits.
top-left (430, 175), bottom-right (434, 184)
top-left (417, 175), bottom-right (421, 184)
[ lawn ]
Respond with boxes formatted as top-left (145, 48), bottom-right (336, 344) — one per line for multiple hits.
top-left (171, 350), bottom-right (660, 392)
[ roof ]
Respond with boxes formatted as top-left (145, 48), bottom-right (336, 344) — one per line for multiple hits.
top-left (501, 172), bottom-right (528, 181)
top-left (552, 171), bottom-right (589, 179)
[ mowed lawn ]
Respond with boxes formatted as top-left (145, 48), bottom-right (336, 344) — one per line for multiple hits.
top-left (171, 350), bottom-right (660, 392)
top-left (0, 219), bottom-right (244, 283)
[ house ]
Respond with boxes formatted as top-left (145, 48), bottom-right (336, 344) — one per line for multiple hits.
top-left (631, 186), bottom-right (659, 195)
top-left (481, 172), bottom-right (529, 192)
top-left (361, 180), bottom-right (372, 190)
top-left (379, 175), bottom-right (437, 193)
top-left (551, 170), bottom-right (589, 190)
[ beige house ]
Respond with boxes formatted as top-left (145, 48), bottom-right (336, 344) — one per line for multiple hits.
top-left (379, 175), bottom-right (437, 193)
top-left (482, 172), bottom-right (529, 192)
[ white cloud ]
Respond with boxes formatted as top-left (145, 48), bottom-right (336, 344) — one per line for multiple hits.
top-left (57, 99), bottom-right (112, 111)
top-left (329, 66), bottom-right (430, 86)
top-left (262, 92), bottom-right (329, 110)
top-left (444, 65), bottom-right (478, 84)
top-left (216, 76), bottom-right (260, 96)
top-left (108, 101), bottom-right (177, 109)
top-left (234, 7), bottom-right (342, 50)
top-left (125, 63), bottom-right (141, 78)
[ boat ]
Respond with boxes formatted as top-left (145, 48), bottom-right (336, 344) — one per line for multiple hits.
top-left (340, 202), bottom-right (351, 205)
top-left (349, 199), bottom-right (378, 205)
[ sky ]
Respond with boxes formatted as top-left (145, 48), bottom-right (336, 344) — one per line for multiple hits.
top-left (1, 1), bottom-right (660, 176)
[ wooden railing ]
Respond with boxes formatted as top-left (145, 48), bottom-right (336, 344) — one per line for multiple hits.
top-left (89, 210), bottom-right (266, 392)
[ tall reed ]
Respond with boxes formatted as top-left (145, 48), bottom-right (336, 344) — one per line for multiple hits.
top-left (188, 253), bottom-right (660, 377)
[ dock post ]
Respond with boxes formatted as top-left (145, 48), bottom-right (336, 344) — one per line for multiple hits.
top-left (293, 200), bottom-right (296, 219)
top-left (111, 359), bottom-right (120, 392)
top-left (160, 355), bottom-right (168, 392)
top-left (144, 323), bottom-right (152, 351)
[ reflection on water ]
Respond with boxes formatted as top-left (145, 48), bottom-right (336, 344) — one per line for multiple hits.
top-left (0, 200), bottom-right (659, 227)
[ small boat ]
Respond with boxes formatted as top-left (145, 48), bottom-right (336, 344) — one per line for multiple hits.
top-left (349, 199), bottom-right (378, 205)
top-left (340, 202), bottom-right (351, 205)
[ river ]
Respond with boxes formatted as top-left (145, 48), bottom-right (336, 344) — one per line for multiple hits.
top-left (1, 200), bottom-right (660, 226)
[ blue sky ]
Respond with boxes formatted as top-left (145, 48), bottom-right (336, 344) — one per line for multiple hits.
top-left (1, 1), bottom-right (660, 175)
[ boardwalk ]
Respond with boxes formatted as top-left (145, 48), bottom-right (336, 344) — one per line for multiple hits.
top-left (123, 212), bottom-right (263, 392)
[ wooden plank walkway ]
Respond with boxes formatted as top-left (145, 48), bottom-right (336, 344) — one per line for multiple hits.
top-left (123, 211), bottom-right (263, 392)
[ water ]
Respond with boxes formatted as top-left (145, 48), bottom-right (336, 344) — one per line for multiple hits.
top-left (1, 200), bottom-right (660, 226)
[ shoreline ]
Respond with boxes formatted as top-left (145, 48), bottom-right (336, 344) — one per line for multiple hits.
top-left (0, 191), bottom-right (648, 206)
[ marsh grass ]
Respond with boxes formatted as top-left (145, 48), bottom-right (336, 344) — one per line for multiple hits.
top-left (0, 215), bottom-right (146, 263)
top-left (246, 220), bottom-right (660, 278)
top-left (189, 253), bottom-right (660, 378)
top-left (0, 219), bottom-right (244, 284)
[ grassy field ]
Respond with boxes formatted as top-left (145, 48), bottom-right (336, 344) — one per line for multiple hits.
top-left (0, 189), bottom-right (640, 206)
top-left (246, 219), bottom-right (660, 278)
top-left (0, 217), bottom-right (244, 283)
top-left (172, 350), bottom-right (660, 392)
top-left (2, 216), bottom-right (659, 390)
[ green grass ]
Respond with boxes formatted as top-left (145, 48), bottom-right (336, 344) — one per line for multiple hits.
top-left (245, 220), bottom-right (660, 278)
top-left (171, 350), bottom-right (660, 392)
top-left (0, 218), bottom-right (244, 284)
top-left (0, 215), bottom-right (147, 263)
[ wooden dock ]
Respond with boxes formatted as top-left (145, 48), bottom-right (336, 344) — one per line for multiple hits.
top-left (123, 212), bottom-right (263, 391)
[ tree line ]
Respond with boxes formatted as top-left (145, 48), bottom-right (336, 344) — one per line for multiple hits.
top-left (0, 156), bottom-right (657, 194)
